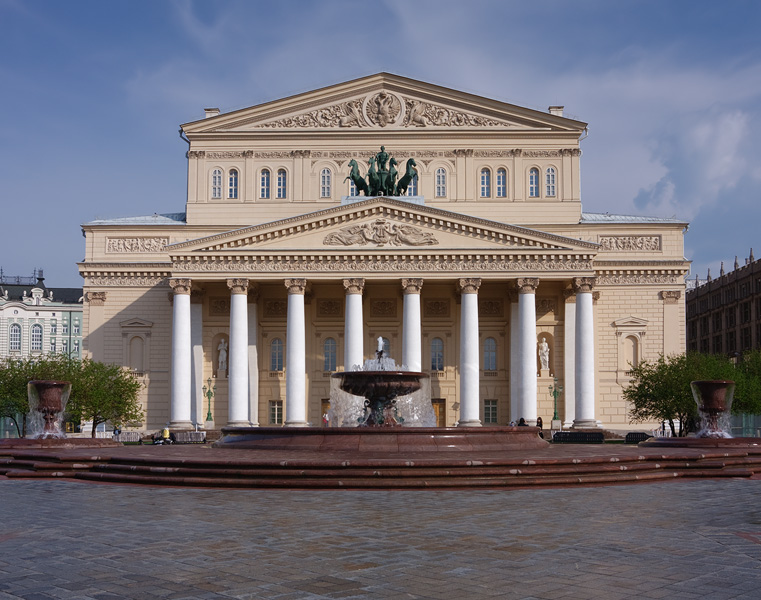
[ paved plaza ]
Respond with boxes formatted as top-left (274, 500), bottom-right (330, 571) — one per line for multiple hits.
top-left (1, 479), bottom-right (761, 599)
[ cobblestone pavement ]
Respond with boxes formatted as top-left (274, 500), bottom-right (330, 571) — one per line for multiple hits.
top-left (1, 479), bottom-right (761, 599)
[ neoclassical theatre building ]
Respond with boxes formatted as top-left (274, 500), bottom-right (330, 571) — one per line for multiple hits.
top-left (79, 74), bottom-right (688, 431)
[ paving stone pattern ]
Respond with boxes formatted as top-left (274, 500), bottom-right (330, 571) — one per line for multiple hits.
top-left (1, 479), bottom-right (761, 599)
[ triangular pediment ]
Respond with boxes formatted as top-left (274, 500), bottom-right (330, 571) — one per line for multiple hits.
top-left (182, 73), bottom-right (586, 134)
top-left (612, 316), bottom-right (649, 328)
top-left (167, 198), bottom-right (597, 256)
top-left (119, 318), bottom-right (154, 328)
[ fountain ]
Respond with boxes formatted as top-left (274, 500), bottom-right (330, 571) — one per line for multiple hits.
top-left (642, 380), bottom-right (760, 448)
top-left (215, 338), bottom-right (547, 452)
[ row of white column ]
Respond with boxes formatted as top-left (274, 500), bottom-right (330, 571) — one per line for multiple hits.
top-left (169, 276), bottom-right (596, 429)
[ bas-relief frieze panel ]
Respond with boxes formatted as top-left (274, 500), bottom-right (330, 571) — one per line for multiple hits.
top-left (371, 299), bottom-right (397, 317)
top-left (537, 298), bottom-right (557, 316)
top-left (84, 276), bottom-right (168, 287)
top-left (598, 236), bottom-right (662, 252)
top-left (596, 274), bottom-right (681, 285)
top-left (264, 300), bottom-right (287, 318)
top-left (173, 258), bottom-right (593, 273)
top-left (424, 299), bottom-right (450, 318)
top-left (479, 299), bottom-right (504, 317)
top-left (323, 219), bottom-right (438, 247)
top-left (106, 238), bottom-right (169, 253)
top-left (209, 297), bottom-right (230, 316)
top-left (317, 299), bottom-right (343, 318)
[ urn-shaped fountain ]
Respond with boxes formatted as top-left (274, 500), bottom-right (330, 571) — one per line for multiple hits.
top-left (27, 380), bottom-right (72, 439)
top-left (691, 380), bottom-right (735, 438)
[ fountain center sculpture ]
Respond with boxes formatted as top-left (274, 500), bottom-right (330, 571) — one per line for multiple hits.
top-left (330, 337), bottom-right (432, 427)
top-left (27, 380), bottom-right (72, 439)
top-left (692, 380), bottom-right (735, 438)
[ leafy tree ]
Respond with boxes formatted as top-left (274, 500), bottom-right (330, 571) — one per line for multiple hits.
top-left (625, 352), bottom-right (737, 436)
top-left (734, 349), bottom-right (761, 415)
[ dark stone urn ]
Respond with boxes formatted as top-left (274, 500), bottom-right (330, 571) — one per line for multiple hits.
top-left (27, 380), bottom-right (72, 439)
top-left (691, 380), bottom-right (735, 439)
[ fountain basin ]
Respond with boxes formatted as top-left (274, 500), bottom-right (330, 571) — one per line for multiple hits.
top-left (214, 426), bottom-right (548, 452)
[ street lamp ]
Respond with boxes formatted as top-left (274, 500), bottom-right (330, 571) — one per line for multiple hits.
top-left (202, 378), bottom-right (216, 422)
top-left (549, 377), bottom-right (563, 421)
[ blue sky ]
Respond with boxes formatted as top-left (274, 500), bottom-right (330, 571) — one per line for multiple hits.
top-left (1, 0), bottom-right (760, 287)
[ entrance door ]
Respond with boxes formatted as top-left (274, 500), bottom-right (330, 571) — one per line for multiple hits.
top-left (431, 398), bottom-right (445, 427)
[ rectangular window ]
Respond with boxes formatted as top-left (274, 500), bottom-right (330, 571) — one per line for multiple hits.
top-left (742, 327), bottom-right (752, 351)
top-left (727, 331), bottom-right (736, 353)
top-left (741, 302), bottom-right (751, 324)
top-left (73, 322), bottom-right (80, 334)
top-left (50, 322), bottom-right (57, 334)
top-left (726, 308), bottom-right (736, 328)
top-left (50, 339), bottom-right (56, 353)
top-left (712, 335), bottom-right (722, 354)
top-left (62, 339), bottom-right (68, 353)
top-left (62, 323), bottom-right (69, 334)
top-left (269, 400), bottom-right (283, 425)
top-left (712, 312), bottom-right (722, 332)
top-left (484, 399), bottom-right (498, 424)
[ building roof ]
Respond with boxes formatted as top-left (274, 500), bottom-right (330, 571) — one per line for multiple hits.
top-left (580, 212), bottom-right (687, 225)
top-left (83, 213), bottom-right (187, 226)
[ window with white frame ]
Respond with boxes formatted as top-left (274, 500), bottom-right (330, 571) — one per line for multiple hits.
top-left (50, 322), bottom-right (57, 334)
top-left (270, 338), bottom-right (284, 371)
top-left (269, 400), bottom-right (283, 425)
top-left (62, 322), bottom-right (68, 334)
top-left (9, 324), bottom-right (21, 351)
top-left (260, 169), bottom-right (271, 199)
top-left (435, 168), bottom-right (446, 197)
top-left (545, 167), bottom-right (556, 197)
top-left (31, 324), bottom-right (43, 352)
top-left (405, 174), bottom-right (418, 196)
top-left (480, 168), bottom-right (491, 197)
top-left (483, 337), bottom-right (497, 371)
top-left (431, 337), bottom-right (444, 371)
top-left (320, 168), bottom-right (331, 198)
top-left (62, 339), bottom-right (68, 353)
top-left (529, 168), bottom-right (539, 197)
top-left (348, 178), bottom-right (357, 196)
top-left (228, 169), bottom-right (239, 199)
top-left (277, 169), bottom-right (287, 199)
top-left (211, 168), bottom-right (222, 199)
top-left (73, 322), bottom-right (80, 334)
top-left (73, 340), bottom-right (80, 354)
top-left (484, 399), bottom-right (498, 424)
top-left (323, 337), bottom-right (337, 371)
top-left (50, 339), bottom-right (56, 353)
top-left (496, 168), bottom-right (507, 198)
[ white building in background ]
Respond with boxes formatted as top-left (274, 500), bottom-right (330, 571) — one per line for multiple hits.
top-left (79, 74), bottom-right (689, 432)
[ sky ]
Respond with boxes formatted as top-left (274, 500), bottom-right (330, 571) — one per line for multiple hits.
top-left (1, 0), bottom-right (760, 287)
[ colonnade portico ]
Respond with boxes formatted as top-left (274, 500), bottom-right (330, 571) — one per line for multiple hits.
top-left (167, 275), bottom-right (597, 429)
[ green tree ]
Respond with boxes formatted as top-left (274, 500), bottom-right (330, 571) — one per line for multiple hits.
top-left (66, 358), bottom-right (143, 438)
top-left (625, 352), bottom-right (737, 436)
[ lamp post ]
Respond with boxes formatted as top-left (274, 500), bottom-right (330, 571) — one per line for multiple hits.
top-left (202, 378), bottom-right (215, 423)
top-left (549, 377), bottom-right (563, 421)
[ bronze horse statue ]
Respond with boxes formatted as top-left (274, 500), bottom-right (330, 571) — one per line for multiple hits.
top-left (344, 159), bottom-right (369, 196)
top-left (395, 158), bottom-right (417, 196)
top-left (367, 157), bottom-right (381, 196)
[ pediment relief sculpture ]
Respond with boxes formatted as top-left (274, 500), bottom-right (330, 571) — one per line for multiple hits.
top-left (255, 91), bottom-right (518, 130)
top-left (323, 218), bottom-right (438, 247)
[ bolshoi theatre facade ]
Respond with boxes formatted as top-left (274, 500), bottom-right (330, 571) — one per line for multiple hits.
top-left (79, 74), bottom-right (689, 432)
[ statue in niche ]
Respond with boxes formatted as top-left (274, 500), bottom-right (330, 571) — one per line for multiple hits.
top-left (217, 338), bottom-right (228, 376)
top-left (538, 337), bottom-right (550, 371)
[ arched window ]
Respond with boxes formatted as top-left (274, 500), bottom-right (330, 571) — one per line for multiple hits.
top-left (405, 174), bottom-right (418, 196)
top-left (529, 168), bottom-right (540, 197)
top-left (431, 337), bottom-right (444, 371)
top-left (270, 338), bottom-right (284, 371)
top-left (480, 168), bottom-right (491, 197)
top-left (320, 168), bottom-right (332, 198)
top-left (323, 337), bottom-right (337, 371)
top-left (435, 168), bottom-right (447, 198)
top-left (211, 168), bottom-right (222, 199)
top-left (277, 169), bottom-right (287, 199)
top-left (496, 168), bottom-right (507, 198)
top-left (545, 167), bottom-right (556, 197)
top-left (228, 169), bottom-right (239, 199)
top-left (129, 336), bottom-right (145, 371)
top-left (348, 178), bottom-right (357, 196)
top-left (483, 337), bottom-right (497, 371)
top-left (260, 169), bottom-right (270, 199)
top-left (30, 324), bottom-right (42, 352)
top-left (9, 324), bottom-right (21, 351)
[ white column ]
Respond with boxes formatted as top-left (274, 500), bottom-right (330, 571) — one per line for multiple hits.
top-left (509, 293), bottom-right (519, 423)
top-left (169, 279), bottom-right (193, 428)
top-left (248, 287), bottom-right (259, 426)
top-left (458, 278), bottom-right (482, 427)
top-left (190, 291), bottom-right (204, 427)
top-left (563, 288), bottom-right (576, 427)
top-left (226, 279), bottom-right (249, 426)
top-left (343, 278), bottom-right (365, 371)
top-left (402, 278), bottom-right (423, 371)
top-left (574, 277), bottom-right (597, 428)
top-left (285, 278), bottom-right (308, 427)
top-left (517, 278), bottom-right (539, 425)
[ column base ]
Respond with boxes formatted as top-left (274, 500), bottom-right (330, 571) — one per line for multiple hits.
top-left (572, 419), bottom-right (600, 429)
top-left (284, 420), bottom-right (309, 428)
top-left (226, 420), bottom-right (251, 428)
top-left (169, 420), bottom-right (194, 430)
top-left (457, 419), bottom-right (483, 427)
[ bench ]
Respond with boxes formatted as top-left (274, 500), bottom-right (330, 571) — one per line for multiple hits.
top-left (173, 431), bottom-right (207, 444)
top-left (552, 431), bottom-right (605, 444)
top-left (624, 432), bottom-right (652, 444)
top-left (113, 431), bottom-right (143, 444)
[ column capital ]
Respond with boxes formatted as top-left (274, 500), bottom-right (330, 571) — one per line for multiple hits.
top-left (402, 278), bottom-right (424, 294)
top-left (285, 278), bottom-right (307, 295)
top-left (169, 278), bottom-right (192, 295)
top-left (516, 278), bottom-right (539, 294)
top-left (343, 278), bottom-right (365, 295)
top-left (458, 278), bottom-right (481, 294)
top-left (563, 287), bottom-right (576, 302)
top-left (85, 291), bottom-right (107, 306)
top-left (573, 277), bottom-right (596, 293)
top-left (227, 278), bottom-right (249, 295)
top-left (660, 290), bottom-right (681, 304)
